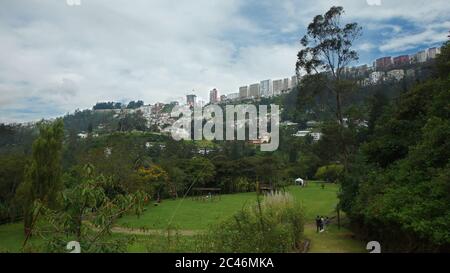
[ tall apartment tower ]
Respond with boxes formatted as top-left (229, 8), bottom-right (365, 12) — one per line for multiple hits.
top-left (260, 79), bottom-right (273, 97)
top-left (248, 83), bottom-right (261, 98)
top-left (393, 55), bottom-right (410, 66)
top-left (375, 57), bottom-right (393, 70)
top-left (427, 47), bottom-right (441, 60)
top-left (186, 94), bottom-right (197, 107)
top-left (209, 88), bottom-right (219, 104)
top-left (282, 78), bottom-right (290, 92)
top-left (272, 79), bottom-right (283, 96)
top-left (239, 86), bottom-right (248, 99)
top-left (291, 75), bottom-right (298, 89)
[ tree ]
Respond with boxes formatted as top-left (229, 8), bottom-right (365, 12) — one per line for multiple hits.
top-left (367, 91), bottom-right (389, 136)
top-left (315, 164), bottom-right (344, 183)
top-left (340, 40), bottom-right (450, 251)
top-left (18, 119), bottom-right (65, 237)
top-left (435, 40), bottom-right (450, 78)
top-left (127, 100), bottom-right (144, 109)
top-left (29, 165), bottom-right (148, 253)
top-left (118, 111), bottom-right (147, 132)
top-left (137, 165), bottom-right (169, 201)
top-left (296, 6), bottom-right (362, 169)
top-left (182, 157), bottom-right (215, 187)
top-left (0, 153), bottom-right (28, 222)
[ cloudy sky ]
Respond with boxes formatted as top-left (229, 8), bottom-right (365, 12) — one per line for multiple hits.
top-left (1, 0), bottom-right (449, 123)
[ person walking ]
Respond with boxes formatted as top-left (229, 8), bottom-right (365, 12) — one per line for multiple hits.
top-left (315, 216), bottom-right (321, 233)
top-left (320, 216), bottom-right (325, 232)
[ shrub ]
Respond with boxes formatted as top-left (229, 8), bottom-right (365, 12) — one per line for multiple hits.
top-left (315, 164), bottom-right (344, 183)
top-left (196, 192), bottom-right (305, 253)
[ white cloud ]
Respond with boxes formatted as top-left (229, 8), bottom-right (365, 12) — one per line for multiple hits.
top-left (0, 0), bottom-right (449, 123)
top-left (379, 22), bottom-right (450, 52)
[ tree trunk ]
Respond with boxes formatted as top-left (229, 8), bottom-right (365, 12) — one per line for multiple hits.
top-left (336, 89), bottom-right (350, 171)
top-left (337, 208), bottom-right (341, 230)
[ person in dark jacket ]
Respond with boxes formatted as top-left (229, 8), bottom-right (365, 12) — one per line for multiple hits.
top-left (315, 216), bottom-right (321, 233)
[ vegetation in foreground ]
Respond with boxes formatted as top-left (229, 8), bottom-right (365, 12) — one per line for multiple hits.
top-left (0, 182), bottom-right (365, 253)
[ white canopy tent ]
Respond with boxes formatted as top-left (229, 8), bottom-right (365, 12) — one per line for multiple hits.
top-left (295, 178), bottom-right (304, 186)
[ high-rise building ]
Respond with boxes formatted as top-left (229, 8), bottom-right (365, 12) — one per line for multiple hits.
top-left (239, 86), bottom-right (248, 99)
top-left (393, 55), bottom-right (410, 66)
top-left (260, 79), bottom-right (273, 97)
top-left (186, 94), bottom-right (197, 107)
top-left (248, 83), bottom-right (260, 98)
top-left (413, 51), bottom-right (427, 63)
top-left (376, 57), bottom-right (392, 70)
top-left (282, 78), bottom-right (290, 92)
top-left (209, 88), bottom-right (219, 104)
top-left (290, 76), bottom-right (298, 89)
top-left (272, 79), bottom-right (283, 96)
top-left (427, 47), bottom-right (441, 60)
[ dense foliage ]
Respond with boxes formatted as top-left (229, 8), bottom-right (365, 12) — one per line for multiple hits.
top-left (197, 192), bottom-right (305, 253)
top-left (340, 41), bottom-right (450, 252)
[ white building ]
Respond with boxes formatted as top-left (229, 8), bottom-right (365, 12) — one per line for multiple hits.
top-left (370, 71), bottom-right (385, 84)
top-left (387, 69), bottom-right (405, 81)
top-left (310, 132), bottom-right (322, 141)
top-left (272, 79), bottom-right (283, 96)
top-left (292, 130), bottom-right (311, 137)
top-left (291, 75), bottom-right (298, 89)
top-left (427, 47), bottom-right (441, 60)
top-left (282, 78), bottom-right (290, 92)
top-left (292, 130), bottom-right (322, 141)
top-left (260, 79), bottom-right (273, 97)
top-left (413, 51), bottom-right (428, 63)
top-left (227, 93), bottom-right (239, 101)
top-left (78, 133), bottom-right (88, 139)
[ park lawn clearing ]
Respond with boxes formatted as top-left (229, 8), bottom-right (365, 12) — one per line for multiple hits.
top-left (117, 182), bottom-right (339, 230)
top-left (0, 222), bottom-right (45, 253)
top-left (304, 220), bottom-right (366, 253)
top-left (0, 182), bottom-right (367, 253)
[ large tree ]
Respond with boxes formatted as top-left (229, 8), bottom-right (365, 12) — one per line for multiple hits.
top-left (18, 119), bottom-right (65, 237)
top-left (296, 6), bottom-right (362, 169)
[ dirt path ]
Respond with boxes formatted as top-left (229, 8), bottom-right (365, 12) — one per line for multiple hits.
top-left (110, 226), bottom-right (202, 236)
top-left (111, 223), bottom-right (317, 237)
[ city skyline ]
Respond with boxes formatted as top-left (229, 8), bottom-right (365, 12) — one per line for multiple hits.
top-left (1, 0), bottom-right (449, 123)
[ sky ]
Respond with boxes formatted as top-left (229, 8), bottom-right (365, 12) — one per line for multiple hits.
top-left (0, 0), bottom-right (449, 123)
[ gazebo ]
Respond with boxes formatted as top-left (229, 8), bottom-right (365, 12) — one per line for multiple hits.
top-left (191, 187), bottom-right (222, 201)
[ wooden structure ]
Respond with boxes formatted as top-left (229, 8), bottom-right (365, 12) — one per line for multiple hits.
top-left (191, 187), bottom-right (222, 201)
top-left (256, 182), bottom-right (276, 195)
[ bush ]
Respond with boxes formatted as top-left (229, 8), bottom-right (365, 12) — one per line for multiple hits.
top-left (315, 164), bottom-right (344, 183)
top-left (196, 192), bottom-right (305, 253)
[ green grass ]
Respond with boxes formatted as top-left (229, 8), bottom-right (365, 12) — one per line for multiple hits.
top-left (0, 222), bottom-right (44, 253)
top-left (0, 182), bottom-right (366, 253)
top-left (126, 234), bottom-right (198, 253)
top-left (304, 221), bottom-right (366, 253)
top-left (117, 182), bottom-right (339, 230)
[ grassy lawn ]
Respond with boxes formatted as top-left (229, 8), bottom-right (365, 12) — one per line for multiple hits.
top-left (0, 222), bottom-right (44, 253)
top-left (117, 182), bottom-right (339, 230)
top-left (0, 182), bottom-right (366, 253)
top-left (126, 234), bottom-right (198, 253)
top-left (304, 222), bottom-right (366, 253)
